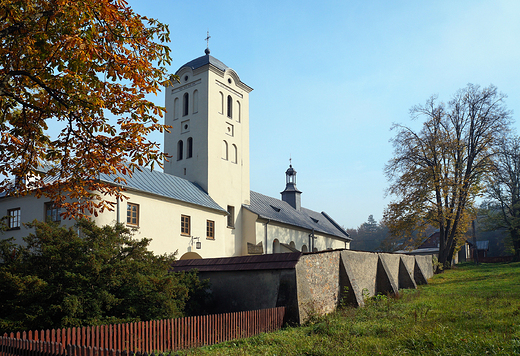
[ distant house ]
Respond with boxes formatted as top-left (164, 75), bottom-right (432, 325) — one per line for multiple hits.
top-left (394, 231), bottom-right (470, 264)
top-left (0, 48), bottom-right (351, 259)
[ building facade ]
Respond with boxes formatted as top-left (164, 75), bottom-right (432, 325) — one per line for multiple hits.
top-left (1, 49), bottom-right (351, 259)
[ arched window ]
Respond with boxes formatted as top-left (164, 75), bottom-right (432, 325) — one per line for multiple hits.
top-left (289, 241), bottom-right (295, 249)
top-left (177, 140), bottom-right (183, 160)
top-left (222, 140), bottom-right (228, 160)
top-left (219, 92), bottom-right (224, 114)
top-left (231, 144), bottom-right (237, 164)
top-left (227, 95), bottom-right (232, 118)
top-left (301, 245), bottom-right (308, 253)
top-left (174, 97), bottom-right (179, 120)
top-left (193, 90), bottom-right (198, 114)
top-left (183, 93), bottom-right (189, 116)
top-left (236, 100), bottom-right (241, 122)
top-left (187, 137), bottom-right (193, 158)
top-left (273, 239), bottom-right (280, 254)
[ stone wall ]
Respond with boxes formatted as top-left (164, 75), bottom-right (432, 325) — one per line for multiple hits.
top-left (174, 250), bottom-right (433, 324)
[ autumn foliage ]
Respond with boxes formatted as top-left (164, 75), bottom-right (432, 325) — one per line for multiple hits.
top-left (0, 0), bottom-right (175, 217)
top-left (384, 84), bottom-right (512, 267)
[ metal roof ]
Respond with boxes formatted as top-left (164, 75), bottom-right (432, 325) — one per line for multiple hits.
top-left (172, 252), bottom-right (302, 272)
top-left (244, 191), bottom-right (351, 241)
top-left (175, 54), bottom-right (228, 75)
top-left (99, 169), bottom-right (226, 213)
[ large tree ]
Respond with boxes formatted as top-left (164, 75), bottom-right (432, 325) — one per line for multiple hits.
top-left (384, 84), bottom-right (512, 267)
top-left (483, 135), bottom-right (520, 260)
top-left (0, 0), bottom-right (174, 217)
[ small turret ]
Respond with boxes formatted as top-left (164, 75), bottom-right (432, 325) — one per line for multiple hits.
top-left (281, 163), bottom-right (302, 210)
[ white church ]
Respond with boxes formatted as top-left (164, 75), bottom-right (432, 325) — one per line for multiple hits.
top-left (0, 49), bottom-right (351, 260)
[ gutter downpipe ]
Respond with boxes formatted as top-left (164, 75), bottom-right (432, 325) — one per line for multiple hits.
top-left (116, 198), bottom-right (120, 224)
top-left (264, 219), bottom-right (270, 254)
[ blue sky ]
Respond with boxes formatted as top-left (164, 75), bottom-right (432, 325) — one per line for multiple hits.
top-left (124, 0), bottom-right (520, 229)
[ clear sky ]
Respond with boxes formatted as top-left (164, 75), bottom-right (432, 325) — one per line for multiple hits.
top-left (123, 0), bottom-right (520, 229)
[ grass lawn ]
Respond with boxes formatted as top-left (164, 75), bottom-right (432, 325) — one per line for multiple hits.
top-left (179, 262), bottom-right (520, 355)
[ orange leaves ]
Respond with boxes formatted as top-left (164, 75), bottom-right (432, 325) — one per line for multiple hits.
top-left (0, 0), bottom-right (172, 218)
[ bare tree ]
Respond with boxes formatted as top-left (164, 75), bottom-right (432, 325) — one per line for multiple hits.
top-left (384, 84), bottom-right (512, 268)
top-left (483, 136), bottom-right (520, 260)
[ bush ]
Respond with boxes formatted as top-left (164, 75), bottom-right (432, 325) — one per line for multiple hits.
top-left (0, 219), bottom-right (207, 333)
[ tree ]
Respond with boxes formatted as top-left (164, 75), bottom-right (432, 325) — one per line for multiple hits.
top-left (0, 219), bottom-right (207, 333)
top-left (349, 215), bottom-right (390, 252)
top-left (1, 0), bottom-right (175, 217)
top-left (482, 135), bottom-right (520, 260)
top-left (384, 84), bottom-right (512, 267)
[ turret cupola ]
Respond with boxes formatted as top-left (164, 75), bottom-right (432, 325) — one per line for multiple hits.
top-left (281, 163), bottom-right (302, 211)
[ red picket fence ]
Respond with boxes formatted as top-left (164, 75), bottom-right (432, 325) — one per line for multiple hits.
top-left (1, 307), bottom-right (286, 355)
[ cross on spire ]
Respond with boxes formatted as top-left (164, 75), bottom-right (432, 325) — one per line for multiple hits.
top-left (205, 31), bottom-right (211, 50)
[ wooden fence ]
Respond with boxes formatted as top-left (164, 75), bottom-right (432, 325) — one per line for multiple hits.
top-left (1, 307), bottom-right (286, 356)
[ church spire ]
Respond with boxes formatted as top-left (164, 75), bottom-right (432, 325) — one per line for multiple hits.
top-left (281, 161), bottom-right (302, 211)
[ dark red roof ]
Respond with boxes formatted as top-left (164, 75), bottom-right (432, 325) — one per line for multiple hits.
top-left (172, 252), bottom-right (302, 272)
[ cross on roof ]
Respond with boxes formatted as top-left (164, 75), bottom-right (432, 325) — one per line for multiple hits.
top-left (205, 31), bottom-right (211, 49)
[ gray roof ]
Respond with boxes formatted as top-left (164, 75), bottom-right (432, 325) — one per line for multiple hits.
top-left (99, 169), bottom-right (226, 213)
top-left (476, 240), bottom-right (489, 251)
top-left (175, 54), bottom-right (228, 75)
top-left (244, 191), bottom-right (351, 241)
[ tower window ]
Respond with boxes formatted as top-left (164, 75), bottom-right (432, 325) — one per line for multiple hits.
top-left (177, 140), bottom-right (183, 161)
top-left (237, 100), bottom-right (241, 122)
top-left (193, 90), bottom-right (199, 114)
top-left (219, 92), bottom-right (224, 114)
top-left (183, 93), bottom-right (189, 116)
top-left (187, 137), bottom-right (193, 158)
top-left (174, 97), bottom-right (179, 120)
top-left (231, 144), bottom-right (237, 164)
top-left (222, 140), bottom-right (228, 160)
top-left (227, 95), bottom-right (232, 118)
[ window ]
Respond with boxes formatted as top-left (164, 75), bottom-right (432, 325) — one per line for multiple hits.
top-left (45, 203), bottom-right (61, 222)
top-left (207, 220), bottom-right (215, 239)
top-left (231, 144), bottom-right (237, 164)
top-left (237, 100), bottom-right (241, 122)
top-left (227, 95), bottom-right (232, 118)
top-left (7, 208), bottom-right (20, 229)
top-left (177, 140), bottom-right (183, 160)
top-left (187, 137), bottom-right (193, 158)
top-left (219, 92), bottom-right (224, 114)
top-left (222, 140), bottom-right (228, 160)
top-left (127, 203), bottom-right (139, 226)
top-left (181, 215), bottom-right (191, 236)
top-left (227, 205), bottom-right (235, 228)
top-left (174, 97), bottom-right (179, 120)
top-left (193, 90), bottom-right (199, 113)
top-left (183, 93), bottom-right (189, 116)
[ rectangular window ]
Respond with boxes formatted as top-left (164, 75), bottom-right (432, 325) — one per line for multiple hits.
top-left (227, 205), bottom-right (235, 228)
top-left (127, 203), bottom-right (139, 226)
top-left (206, 220), bottom-right (215, 239)
top-left (181, 215), bottom-right (191, 236)
top-left (7, 208), bottom-right (20, 229)
top-left (45, 203), bottom-right (61, 222)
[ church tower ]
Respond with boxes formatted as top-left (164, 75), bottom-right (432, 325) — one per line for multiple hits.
top-left (163, 48), bottom-right (253, 256)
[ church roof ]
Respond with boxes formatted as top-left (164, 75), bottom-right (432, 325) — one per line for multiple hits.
top-left (99, 169), bottom-right (227, 213)
top-left (244, 191), bottom-right (351, 241)
top-left (175, 54), bottom-right (228, 75)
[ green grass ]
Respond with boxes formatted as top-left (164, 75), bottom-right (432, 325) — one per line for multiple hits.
top-left (178, 262), bottom-right (520, 355)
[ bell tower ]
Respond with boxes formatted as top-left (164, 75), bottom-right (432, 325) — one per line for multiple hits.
top-left (163, 48), bottom-right (253, 255)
